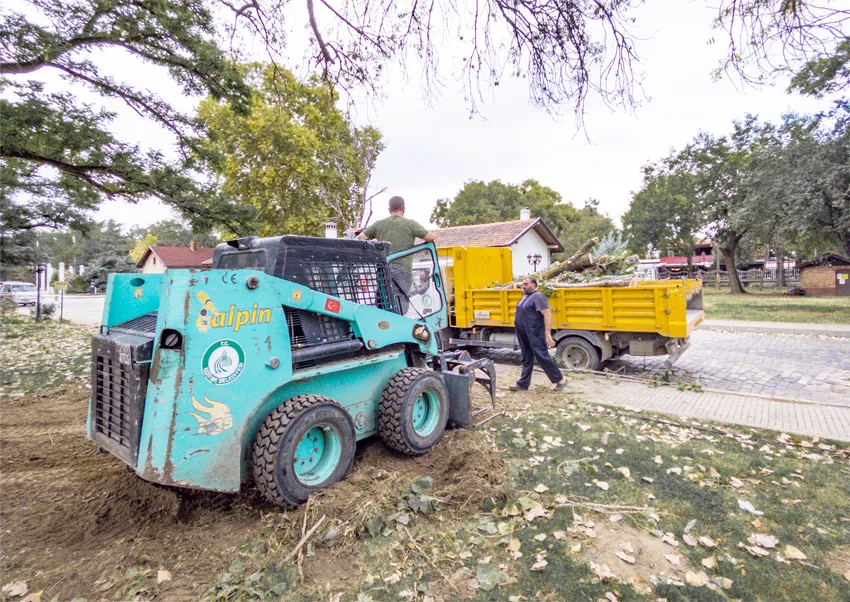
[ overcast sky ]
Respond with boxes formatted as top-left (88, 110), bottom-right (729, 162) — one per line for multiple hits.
top-left (93, 0), bottom-right (840, 232)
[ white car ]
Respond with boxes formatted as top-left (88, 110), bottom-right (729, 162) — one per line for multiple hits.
top-left (0, 281), bottom-right (38, 306)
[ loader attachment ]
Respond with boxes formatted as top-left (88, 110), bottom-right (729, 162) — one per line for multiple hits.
top-left (438, 350), bottom-right (501, 428)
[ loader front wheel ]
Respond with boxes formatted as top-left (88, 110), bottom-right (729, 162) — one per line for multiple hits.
top-left (252, 395), bottom-right (356, 508)
top-left (378, 368), bottom-right (449, 455)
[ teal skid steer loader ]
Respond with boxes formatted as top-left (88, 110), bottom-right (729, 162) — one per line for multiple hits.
top-left (87, 236), bottom-right (496, 507)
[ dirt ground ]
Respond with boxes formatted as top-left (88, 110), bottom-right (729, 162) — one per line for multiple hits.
top-left (0, 383), bottom-right (506, 601)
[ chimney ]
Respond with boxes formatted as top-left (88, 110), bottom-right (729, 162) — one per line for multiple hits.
top-left (520, 207), bottom-right (531, 220)
top-left (190, 240), bottom-right (198, 251)
top-left (324, 221), bottom-right (338, 239)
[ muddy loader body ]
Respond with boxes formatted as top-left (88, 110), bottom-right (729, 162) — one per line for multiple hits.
top-left (88, 237), bottom-right (495, 507)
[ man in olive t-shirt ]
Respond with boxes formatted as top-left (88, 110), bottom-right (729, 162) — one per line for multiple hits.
top-left (358, 196), bottom-right (435, 314)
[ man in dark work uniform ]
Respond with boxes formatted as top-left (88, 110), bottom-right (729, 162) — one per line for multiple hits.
top-left (509, 277), bottom-right (568, 391)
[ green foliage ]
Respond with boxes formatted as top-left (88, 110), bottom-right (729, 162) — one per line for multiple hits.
top-left (788, 38), bottom-right (850, 98)
top-left (197, 64), bottom-right (384, 236)
top-left (1, 0), bottom-right (253, 234)
top-left (0, 297), bottom-right (19, 314)
top-left (431, 179), bottom-right (578, 232)
top-left (128, 219), bottom-right (219, 248)
top-left (556, 199), bottom-right (617, 258)
top-left (30, 302), bottom-right (57, 320)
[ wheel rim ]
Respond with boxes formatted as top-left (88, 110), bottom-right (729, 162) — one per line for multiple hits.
top-left (562, 345), bottom-right (590, 369)
top-left (411, 390), bottom-right (440, 436)
top-left (293, 424), bottom-right (342, 486)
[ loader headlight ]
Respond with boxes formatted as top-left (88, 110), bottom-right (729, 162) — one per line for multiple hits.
top-left (412, 324), bottom-right (430, 342)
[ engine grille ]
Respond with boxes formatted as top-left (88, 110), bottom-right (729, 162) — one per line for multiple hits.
top-left (89, 332), bottom-right (152, 464)
top-left (115, 312), bottom-right (158, 334)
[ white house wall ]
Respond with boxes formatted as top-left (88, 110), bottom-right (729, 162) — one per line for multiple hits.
top-left (510, 230), bottom-right (553, 278)
top-left (140, 255), bottom-right (167, 274)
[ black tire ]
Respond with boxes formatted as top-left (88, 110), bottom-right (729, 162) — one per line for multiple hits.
top-left (251, 395), bottom-right (356, 508)
top-left (555, 336), bottom-right (602, 371)
top-left (378, 367), bottom-right (449, 456)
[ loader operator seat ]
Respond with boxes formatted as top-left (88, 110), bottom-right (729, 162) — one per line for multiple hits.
top-left (212, 236), bottom-right (403, 363)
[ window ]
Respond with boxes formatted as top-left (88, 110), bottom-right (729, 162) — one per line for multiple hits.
top-left (12, 284), bottom-right (35, 292)
top-left (152, 257), bottom-right (157, 264)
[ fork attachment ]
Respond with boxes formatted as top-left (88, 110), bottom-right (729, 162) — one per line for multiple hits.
top-left (437, 350), bottom-right (501, 428)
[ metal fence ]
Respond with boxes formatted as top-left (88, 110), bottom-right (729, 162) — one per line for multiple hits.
top-left (702, 268), bottom-right (800, 287)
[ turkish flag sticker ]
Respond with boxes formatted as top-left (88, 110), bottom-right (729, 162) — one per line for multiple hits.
top-left (324, 298), bottom-right (341, 314)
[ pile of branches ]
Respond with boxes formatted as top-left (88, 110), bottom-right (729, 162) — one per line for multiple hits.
top-left (498, 237), bottom-right (641, 290)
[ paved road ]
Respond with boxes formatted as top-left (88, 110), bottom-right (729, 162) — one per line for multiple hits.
top-left (479, 330), bottom-right (850, 407)
top-left (611, 330), bottom-right (850, 406)
top-left (18, 295), bottom-right (104, 326)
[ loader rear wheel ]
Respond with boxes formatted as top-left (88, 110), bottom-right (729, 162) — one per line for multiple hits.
top-left (252, 395), bottom-right (356, 508)
top-left (378, 368), bottom-right (449, 456)
top-left (555, 337), bottom-right (601, 371)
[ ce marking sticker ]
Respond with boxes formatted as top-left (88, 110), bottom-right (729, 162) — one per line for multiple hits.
top-left (221, 271), bottom-right (238, 285)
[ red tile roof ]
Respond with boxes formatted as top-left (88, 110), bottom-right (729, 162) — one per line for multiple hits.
top-left (429, 218), bottom-right (563, 251)
top-left (137, 245), bottom-right (215, 268)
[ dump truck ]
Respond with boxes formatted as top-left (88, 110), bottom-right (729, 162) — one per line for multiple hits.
top-left (88, 237), bottom-right (494, 508)
top-left (430, 246), bottom-right (704, 370)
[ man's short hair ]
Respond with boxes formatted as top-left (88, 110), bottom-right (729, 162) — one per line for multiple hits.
top-left (388, 196), bottom-right (405, 212)
top-left (524, 277), bottom-right (538, 287)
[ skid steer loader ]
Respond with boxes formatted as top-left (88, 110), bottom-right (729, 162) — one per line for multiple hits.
top-left (87, 236), bottom-right (496, 507)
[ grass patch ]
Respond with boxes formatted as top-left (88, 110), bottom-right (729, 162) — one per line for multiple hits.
top-left (194, 393), bottom-right (850, 602)
top-left (0, 312), bottom-right (94, 394)
top-left (703, 288), bottom-right (850, 324)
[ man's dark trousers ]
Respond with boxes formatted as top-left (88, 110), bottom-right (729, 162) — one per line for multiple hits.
top-left (515, 323), bottom-right (564, 390)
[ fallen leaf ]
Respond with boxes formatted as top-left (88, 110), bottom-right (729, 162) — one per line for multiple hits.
top-left (744, 545), bottom-right (770, 557)
top-left (664, 554), bottom-right (681, 566)
top-left (609, 514), bottom-right (623, 523)
top-left (748, 534), bottom-right (779, 549)
top-left (844, 570), bottom-right (850, 582)
top-left (507, 538), bottom-right (521, 552)
top-left (661, 533), bottom-right (679, 547)
top-left (476, 564), bottom-right (506, 590)
top-left (683, 534), bottom-right (698, 547)
top-left (616, 551), bottom-right (636, 564)
top-left (715, 577), bottom-right (734, 589)
top-left (535, 484), bottom-right (549, 493)
top-left (531, 558), bottom-right (548, 571)
top-left (534, 533), bottom-right (547, 542)
top-left (641, 476), bottom-right (654, 483)
top-left (590, 561), bottom-right (616, 580)
top-left (2, 582), bottom-right (27, 597)
top-left (684, 519), bottom-right (697, 533)
top-left (620, 542), bottom-right (635, 554)
top-left (730, 477), bottom-right (745, 488)
top-left (701, 556), bottom-right (717, 569)
top-left (698, 536), bottom-right (718, 548)
top-left (615, 467), bottom-right (631, 480)
top-left (667, 467), bottom-right (682, 476)
top-left (709, 467), bottom-right (721, 479)
top-left (384, 572), bottom-right (402, 584)
top-left (784, 545), bottom-right (807, 560)
top-left (525, 505), bottom-right (549, 521)
top-left (737, 499), bottom-right (764, 516)
top-left (595, 481), bottom-right (610, 491)
top-left (654, 455), bottom-right (663, 464)
top-left (570, 543), bottom-right (582, 553)
top-left (685, 571), bottom-right (709, 587)
top-left (604, 592), bottom-right (619, 602)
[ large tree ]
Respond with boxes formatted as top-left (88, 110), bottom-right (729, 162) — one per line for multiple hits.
top-left (0, 0), bottom-right (255, 233)
top-left (197, 65), bottom-right (384, 236)
top-left (557, 199), bottom-right (617, 258)
top-left (431, 179), bottom-right (578, 232)
top-left (623, 170), bottom-right (703, 273)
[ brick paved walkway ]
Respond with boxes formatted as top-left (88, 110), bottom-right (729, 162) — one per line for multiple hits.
top-left (611, 330), bottom-right (850, 406)
top-left (570, 377), bottom-right (850, 443)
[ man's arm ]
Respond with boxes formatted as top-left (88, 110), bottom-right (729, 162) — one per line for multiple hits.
top-left (423, 231), bottom-right (436, 243)
top-left (357, 232), bottom-right (370, 240)
top-left (540, 307), bottom-right (556, 348)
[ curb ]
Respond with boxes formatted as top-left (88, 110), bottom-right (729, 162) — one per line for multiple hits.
top-left (699, 322), bottom-right (850, 338)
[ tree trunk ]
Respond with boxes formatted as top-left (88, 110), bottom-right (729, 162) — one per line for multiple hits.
top-left (721, 245), bottom-right (746, 294)
top-left (844, 232), bottom-right (850, 259)
top-left (777, 247), bottom-right (786, 288)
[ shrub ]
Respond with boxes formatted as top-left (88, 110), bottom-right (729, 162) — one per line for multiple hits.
top-left (29, 302), bottom-right (56, 320)
top-left (0, 297), bottom-right (19, 314)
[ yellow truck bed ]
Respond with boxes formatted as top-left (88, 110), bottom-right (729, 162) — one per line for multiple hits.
top-left (435, 246), bottom-right (704, 368)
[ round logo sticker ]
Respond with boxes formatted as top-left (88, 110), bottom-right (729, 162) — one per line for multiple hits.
top-left (202, 340), bottom-right (245, 385)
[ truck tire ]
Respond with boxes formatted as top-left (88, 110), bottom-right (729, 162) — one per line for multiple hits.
top-left (252, 395), bottom-right (356, 508)
top-left (378, 367), bottom-right (449, 456)
top-left (555, 337), bottom-right (602, 371)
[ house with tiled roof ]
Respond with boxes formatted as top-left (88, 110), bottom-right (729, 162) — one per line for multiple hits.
top-left (136, 242), bottom-right (215, 274)
top-left (430, 210), bottom-right (564, 278)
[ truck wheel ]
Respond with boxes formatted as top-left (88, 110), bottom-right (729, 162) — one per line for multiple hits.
top-left (378, 367), bottom-right (449, 456)
top-left (556, 337), bottom-right (601, 371)
top-left (252, 395), bottom-right (356, 508)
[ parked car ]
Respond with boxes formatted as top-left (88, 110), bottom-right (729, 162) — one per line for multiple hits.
top-left (0, 281), bottom-right (38, 306)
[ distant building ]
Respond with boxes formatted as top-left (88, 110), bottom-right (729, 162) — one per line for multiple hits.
top-left (799, 253), bottom-right (850, 296)
top-left (430, 214), bottom-right (564, 278)
top-left (136, 242), bottom-right (215, 274)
